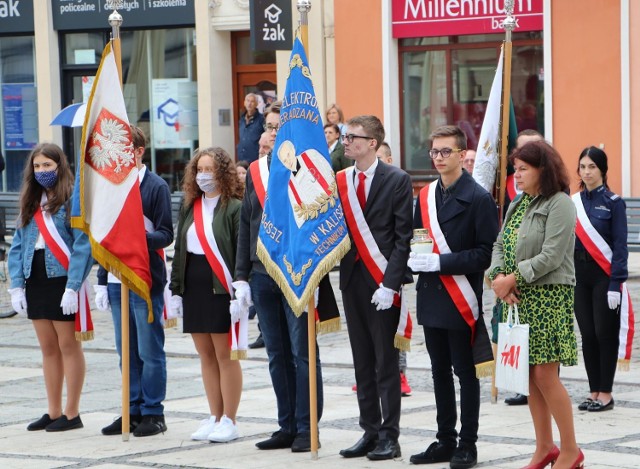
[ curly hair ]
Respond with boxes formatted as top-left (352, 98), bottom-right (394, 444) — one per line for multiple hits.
top-left (19, 143), bottom-right (74, 228)
top-left (510, 140), bottom-right (570, 197)
top-left (182, 147), bottom-right (243, 208)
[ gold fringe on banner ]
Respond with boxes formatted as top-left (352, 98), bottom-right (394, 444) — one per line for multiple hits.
top-left (257, 236), bottom-right (351, 318)
top-left (231, 349), bottom-right (247, 361)
top-left (317, 316), bottom-right (341, 335)
top-left (76, 330), bottom-right (94, 342)
top-left (394, 334), bottom-right (411, 352)
top-left (617, 358), bottom-right (631, 372)
top-left (475, 360), bottom-right (495, 379)
top-left (163, 318), bottom-right (177, 329)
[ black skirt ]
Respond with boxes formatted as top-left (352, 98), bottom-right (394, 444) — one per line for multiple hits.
top-left (183, 254), bottom-right (231, 334)
top-left (25, 250), bottom-right (71, 322)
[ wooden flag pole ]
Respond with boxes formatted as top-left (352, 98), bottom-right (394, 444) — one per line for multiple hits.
top-left (296, 0), bottom-right (318, 459)
top-left (108, 2), bottom-right (130, 442)
top-left (491, 0), bottom-right (516, 404)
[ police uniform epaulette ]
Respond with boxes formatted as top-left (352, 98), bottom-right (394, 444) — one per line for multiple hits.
top-left (607, 191), bottom-right (620, 201)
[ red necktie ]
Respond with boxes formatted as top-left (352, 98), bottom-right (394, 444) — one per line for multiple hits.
top-left (357, 172), bottom-right (366, 210)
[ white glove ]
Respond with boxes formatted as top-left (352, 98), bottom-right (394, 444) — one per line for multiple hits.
top-left (60, 288), bottom-right (78, 316)
top-left (170, 295), bottom-right (183, 318)
top-left (371, 283), bottom-right (395, 311)
top-left (407, 252), bottom-right (441, 272)
top-left (303, 287), bottom-right (320, 313)
top-left (8, 288), bottom-right (27, 317)
top-left (229, 299), bottom-right (242, 324)
top-left (232, 280), bottom-right (253, 309)
top-left (607, 291), bottom-right (621, 310)
top-left (93, 285), bottom-right (110, 311)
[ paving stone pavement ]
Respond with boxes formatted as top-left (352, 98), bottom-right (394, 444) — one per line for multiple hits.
top-left (0, 255), bottom-right (639, 468)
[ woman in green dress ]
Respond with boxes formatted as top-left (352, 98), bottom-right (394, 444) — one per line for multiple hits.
top-left (489, 141), bottom-right (584, 469)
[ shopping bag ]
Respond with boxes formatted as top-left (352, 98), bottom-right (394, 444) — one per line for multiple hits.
top-left (495, 304), bottom-right (529, 395)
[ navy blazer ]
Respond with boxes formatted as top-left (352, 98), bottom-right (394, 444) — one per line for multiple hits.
top-left (413, 171), bottom-right (498, 330)
top-left (339, 160), bottom-right (414, 292)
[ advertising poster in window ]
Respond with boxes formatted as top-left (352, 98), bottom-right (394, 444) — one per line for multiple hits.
top-left (2, 84), bottom-right (38, 150)
top-left (151, 79), bottom-right (191, 149)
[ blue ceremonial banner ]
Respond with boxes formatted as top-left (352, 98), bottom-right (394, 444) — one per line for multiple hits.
top-left (257, 37), bottom-right (350, 316)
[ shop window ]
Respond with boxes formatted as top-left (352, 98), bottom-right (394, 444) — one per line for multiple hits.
top-left (64, 32), bottom-right (104, 65)
top-left (0, 36), bottom-right (37, 192)
top-left (400, 36), bottom-right (543, 175)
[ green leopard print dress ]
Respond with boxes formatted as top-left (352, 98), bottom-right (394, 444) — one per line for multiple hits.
top-left (500, 194), bottom-right (577, 366)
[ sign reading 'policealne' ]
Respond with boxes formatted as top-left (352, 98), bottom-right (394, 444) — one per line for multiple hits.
top-left (52, 0), bottom-right (194, 30)
top-left (392, 0), bottom-right (543, 38)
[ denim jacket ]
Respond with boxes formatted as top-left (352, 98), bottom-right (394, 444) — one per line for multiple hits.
top-left (8, 204), bottom-right (93, 291)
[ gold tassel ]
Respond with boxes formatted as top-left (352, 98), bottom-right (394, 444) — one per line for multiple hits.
top-left (256, 237), bottom-right (351, 317)
top-left (475, 360), bottom-right (494, 379)
top-left (617, 358), bottom-right (631, 372)
top-left (163, 318), bottom-right (177, 329)
top-left (394, 334), bottom-right (411, 352)
top-left (316, 317), bottom-right (341, 335)
top-left (231, 349), bottom-right (247, 361)
top-left (75, 330), bottom-right (94, 342)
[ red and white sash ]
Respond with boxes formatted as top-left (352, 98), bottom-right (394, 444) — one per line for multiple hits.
top-left (193, 196), bottom-right (247, 359)
top-left (573, 193), bottom-right (634, 367)
top-left (419, 182), bottom-right (480, 339)
top-left (33, 204), bottom-right (93, 341)
top-left (336, 168), bottom-right (412, 350)
top-left (249, 157), bottom-right (270, 209)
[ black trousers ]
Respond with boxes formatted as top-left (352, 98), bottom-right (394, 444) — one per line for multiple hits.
top-left (342, 262), bottom-right (401, 442)
top-left (574, 256), bottom-right (620, 393)
top-left (424, 326), bottom-right (479, 445)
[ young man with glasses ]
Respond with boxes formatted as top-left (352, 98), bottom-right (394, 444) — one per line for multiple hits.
top-left (336, 115), bottom-right (413, 461)
top-left (234, 101), bottom-right (323, 453)
top-left (408, 125), bottom-right (498, 468)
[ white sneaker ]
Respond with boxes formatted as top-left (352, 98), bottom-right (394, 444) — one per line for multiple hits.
top-left (191, 416), bottom-right (218, 441)
top-left (207, 415), bottom-right (239, 442)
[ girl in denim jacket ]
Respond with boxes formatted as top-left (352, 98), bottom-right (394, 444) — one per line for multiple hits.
top-left (8, 143), bottom-right (93, 432)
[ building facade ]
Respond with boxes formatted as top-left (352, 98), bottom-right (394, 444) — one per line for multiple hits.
top-left (1, 1), bottom-right (637, 197)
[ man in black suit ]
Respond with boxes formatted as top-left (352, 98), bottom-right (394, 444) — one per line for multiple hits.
top-left (408, 125), bottom-right (498, 468)
top-left (336, 115), bottom-right (413, 461)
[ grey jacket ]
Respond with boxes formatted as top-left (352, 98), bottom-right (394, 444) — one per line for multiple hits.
top-left (490, 191), bottom-right (576, 286)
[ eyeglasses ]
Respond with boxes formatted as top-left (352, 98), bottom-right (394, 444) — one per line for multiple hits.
top-left (429, 148), bottom-right (463, 159)
top-left (264, 124), bottom-right (280, 132)
top-left (341, 134), bottom-right (373, 144)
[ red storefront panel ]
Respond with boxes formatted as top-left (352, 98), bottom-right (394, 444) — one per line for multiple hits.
top-left (392, 0), bottom-right (543, 38)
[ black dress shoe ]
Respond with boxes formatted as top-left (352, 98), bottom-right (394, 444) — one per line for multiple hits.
top-left (102, 414), bottom-right (143, 435)
top-left (27, 414), bottom-right (58, 431)
top-left (410, 440), bottom-right (457, 464)
top-left (450, 441), bottom-right (477, 469)
top-left (366, 439), bottom-right (401, 461)
top-left (249, 334), bottom-right (265, 349)
top-left (255, 430), bottom-right (295, 450)
top-left (588, 398), bottom-right (614, 412)
top-left (578, 398), bottom-right (594, 411)
top-left (45, 415), bottom-right (83, 432)
top-left (340, 437), bottom-right (378, 458)
top-left (504, 393), bottom-right (528, 406)
top-left (291, 432), bottom-right (321, 452)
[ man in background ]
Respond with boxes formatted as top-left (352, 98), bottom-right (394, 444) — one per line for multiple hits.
top-left (237, 93), bottom-right (265, 163)
top-left (463, 149), bottom-right (476, 175)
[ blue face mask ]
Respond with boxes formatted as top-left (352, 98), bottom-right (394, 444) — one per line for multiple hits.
top-left (34, 170), bottom-right (58, 189)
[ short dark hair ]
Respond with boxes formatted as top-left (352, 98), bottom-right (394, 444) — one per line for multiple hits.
top-left (578, 146), bottom-right (608, 190)
top-left (429, 125), bottom-right (467, 150)
top-left (510, 140), bottom-right (570, 197)
top-left (130, 125), bottom-right (146, 149)
top-left (323, 123), bottom-right (340, 134)
top-left (346, 115), bottom-right (385, 150)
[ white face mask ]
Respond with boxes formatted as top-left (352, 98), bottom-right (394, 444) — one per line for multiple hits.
top-left (196, 173), bottom-right (216, 193)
